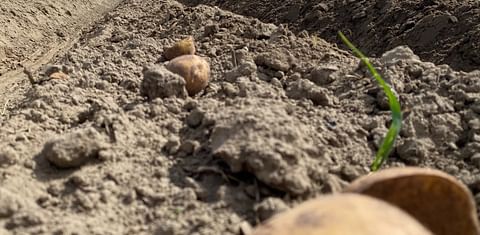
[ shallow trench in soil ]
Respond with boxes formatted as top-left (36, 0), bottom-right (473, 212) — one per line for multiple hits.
top-left (0, 0), bottom-right (124, 110)
top-left (0, 0), bottom-right (480, 234)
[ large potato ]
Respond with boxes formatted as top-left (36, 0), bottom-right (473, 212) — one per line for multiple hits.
top-left (165, 54), bottom-right (210, 96)
top-left (344, 167), bottom-right (480, 235)
top-left (251, 193), bottom-right (432, 235)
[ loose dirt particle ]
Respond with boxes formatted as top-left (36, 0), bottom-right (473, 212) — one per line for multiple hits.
top-left (309, 65), bottom-right (338, 85)
top-left (5, 210), bottom-right (44, 230)
top-left (225, 61), bottom-right (257, 82)
top-left (254, 50), bottom-right (293, 72)
top-left (0, 188), bottom-right (21, 218)
top-left (396, 138), bottom-right (429, 164)
top-left (0, 146), bottom-right (17, 167)
top-left (254, 197), bottom-right (289, 222)
top-left (286, 79), bottom-right (337, 106)
top-left (186, 108), bottom-right (205, 128)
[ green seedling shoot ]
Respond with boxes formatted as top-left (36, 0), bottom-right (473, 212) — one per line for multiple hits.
top-left (338, 31), bottom-right (402, 171)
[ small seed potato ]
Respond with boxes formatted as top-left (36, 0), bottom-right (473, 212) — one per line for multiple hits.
top-left (251, 193), bottom-right (432, 235)
top-left (164, 36), bottom-right (196, 60)
top-left (165, 54), bottom-right (210, 96)
top-left (344, 167), bottom-right (480, 235)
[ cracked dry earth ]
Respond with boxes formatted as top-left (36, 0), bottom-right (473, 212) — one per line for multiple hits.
top-left (0, 0), bottom-right (480, 234)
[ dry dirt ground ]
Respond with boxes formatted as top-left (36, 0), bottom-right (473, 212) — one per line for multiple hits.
top-left (182, 0), bottom-right (480, 72)
top-left (0, 0), bottom-right (479, 234)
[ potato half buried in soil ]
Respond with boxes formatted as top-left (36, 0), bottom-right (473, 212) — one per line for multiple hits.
top-left (251, 193), bottom-right (433, 235)
top-left (344, 167), bottom-right (480, 235)
top-left (164, 36), bottom-right (196, 60)
top-left (165, 54), bottom-right (210, 96)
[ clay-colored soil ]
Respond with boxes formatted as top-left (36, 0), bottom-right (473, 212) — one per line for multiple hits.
top-left (0, 0), bottom-right (479, 234)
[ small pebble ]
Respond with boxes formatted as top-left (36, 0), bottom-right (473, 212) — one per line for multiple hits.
top-left (471, 153), bottom-right (480, 168)
top-left (164, 137), bottom-right (181, 155)
top-left (0, 188), bottom-right (21, 218)
top-left (445, 165), bottom-right (459, 175)
top-left (254, 197), bottom-right (289, 222)
top-left (186, 109), bottom-right (205, 128)
top-left (179, 140), bottom-right (199, 156)
top-left (309, 65), bottom-right (338, 85)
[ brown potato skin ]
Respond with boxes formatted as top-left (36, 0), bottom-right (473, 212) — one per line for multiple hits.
top-left (49, 71), bottom-right (69, 80)
top-left (251, 193), bottom-right (432, 235)
top-left (165, 55), bottom-right (210, 96)
top-left (345, 167), bottom-right (480, 235)
top-left (164, 36), bottom-right (196, 60)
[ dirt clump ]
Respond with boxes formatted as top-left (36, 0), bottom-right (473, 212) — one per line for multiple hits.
top-left (141, 65), bottom-right (189, 99)
top-left (0, 189), bottom-right (21, 218)
top-left (207, 99), bottom-right (331, 195)
top-left (39, 127), bottom-right (108, 168)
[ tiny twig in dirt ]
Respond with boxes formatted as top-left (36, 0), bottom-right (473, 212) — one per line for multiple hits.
top-left (1, 99), bottom-right (10, 116)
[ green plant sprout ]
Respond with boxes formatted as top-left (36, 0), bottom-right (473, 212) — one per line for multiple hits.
top-left (338, 31), bottom-right (402, 171)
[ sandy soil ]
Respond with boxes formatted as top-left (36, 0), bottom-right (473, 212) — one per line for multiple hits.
top-left (0, 0), bottom-right (479, 234)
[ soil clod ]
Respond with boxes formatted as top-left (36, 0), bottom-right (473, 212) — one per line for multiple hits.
top-left (39, 128), bottom-right (108, 168)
